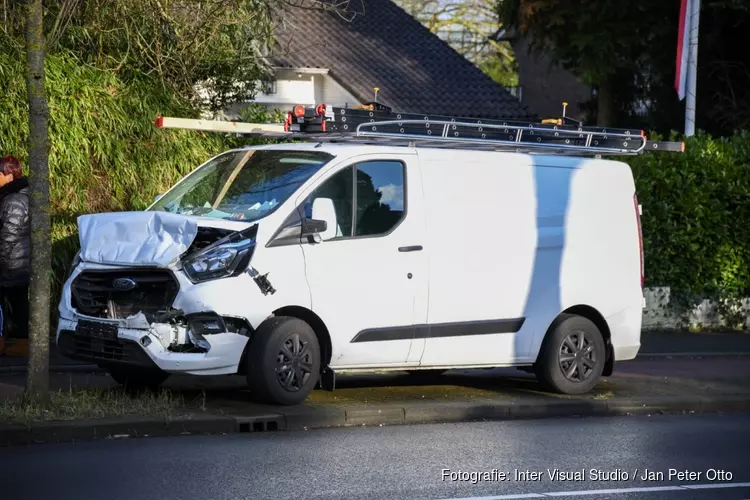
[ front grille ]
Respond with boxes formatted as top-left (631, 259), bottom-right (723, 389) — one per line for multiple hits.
top-left (58, 328), bottom-right (157, 368)
top-left (71, 269), bottom-right (179, 323)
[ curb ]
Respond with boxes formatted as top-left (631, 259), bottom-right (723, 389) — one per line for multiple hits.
top-left (0, 413), bottom-right (237, 447)
top-left (4, 395), bottom-right (748, 446)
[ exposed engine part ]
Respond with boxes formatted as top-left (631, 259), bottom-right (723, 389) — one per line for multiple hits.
top-left (247, 266), bottom-right (276, 295)
top-left (172, 324), bottom-right (189, 346)
top-left (151, 323), bottom-right (178, 349)
top-left (153, 308), bottom-right (185, 323)
top-left (149, 311), bottom-right (251, 353)
top-left (150, 317), bottom-right (210, 353)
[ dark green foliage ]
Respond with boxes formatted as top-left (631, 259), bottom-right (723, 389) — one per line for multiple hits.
top-left (630, 132), bottom-right (750, 318)
top-left (0, 46), bottom-right (269, 309)
top-left (499, 0), bottom-right (750, 135)
top-left (2, 0), bottom-right (275, 111)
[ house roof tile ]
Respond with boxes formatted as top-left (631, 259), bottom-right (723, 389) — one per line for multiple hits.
top-left (270, 0), bottom-right (535, 120)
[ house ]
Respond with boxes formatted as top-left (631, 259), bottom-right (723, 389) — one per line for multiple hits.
top-left (496, 27), bottom-right (593, 123)
top-left (228, 0), bottom-right (534, 121)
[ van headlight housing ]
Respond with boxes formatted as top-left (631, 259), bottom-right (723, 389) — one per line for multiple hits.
top-left (182, 238), bottom-right (256, 283)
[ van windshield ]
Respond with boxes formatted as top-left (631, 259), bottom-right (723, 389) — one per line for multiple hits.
top-left (150, 149), bottom-right (334, 222)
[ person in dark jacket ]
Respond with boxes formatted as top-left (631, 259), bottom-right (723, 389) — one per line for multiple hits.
top-left (0, 155), bottom-right (30, 357)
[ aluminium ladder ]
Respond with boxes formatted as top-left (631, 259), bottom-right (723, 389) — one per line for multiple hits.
top-left (156, 102), bottom-right (685, 157)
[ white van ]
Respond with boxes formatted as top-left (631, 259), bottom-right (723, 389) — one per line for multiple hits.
top-left (56, 111), bottom-right (654, 405)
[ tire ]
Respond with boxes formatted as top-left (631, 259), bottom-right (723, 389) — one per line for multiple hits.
top-left (106, 366), bottom-right (170, 392)
top-left (246, 316), bottom-right (321, 406)
top-left (535, 314), bottom-right (606, 395)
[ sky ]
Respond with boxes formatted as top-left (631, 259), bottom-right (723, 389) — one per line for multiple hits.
top-left (359, 162), bottom-right (405, 211)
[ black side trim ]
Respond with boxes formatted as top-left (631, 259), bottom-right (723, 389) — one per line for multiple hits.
top-left (351, 325), bottom-right (429, 343)
top-left (350, 318), bottom-right (525, 343)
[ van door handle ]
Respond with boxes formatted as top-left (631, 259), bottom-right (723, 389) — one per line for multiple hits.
top-left (398, 245), bottom-right (423, 252)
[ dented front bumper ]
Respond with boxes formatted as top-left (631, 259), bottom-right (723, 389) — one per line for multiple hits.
top-left (57, 317), bottom-right (250, 375)
top-left (56, 261), bottom-right (262, 375)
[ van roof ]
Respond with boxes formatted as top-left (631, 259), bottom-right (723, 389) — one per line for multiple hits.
top-left (244, 142), bottom-right (631, 170)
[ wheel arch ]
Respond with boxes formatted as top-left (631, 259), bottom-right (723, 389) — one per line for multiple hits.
top-left (272, 305), bottom-right (333, 369)
top-left (560, 304), bottom-right (614, 376)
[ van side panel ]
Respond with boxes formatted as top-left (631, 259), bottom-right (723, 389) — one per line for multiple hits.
top-left (418, 149), bottom-right (642, 368)
top-left (523, 158), bottom-right (642, 361)
top-left (556, 160), bottom-right (642, 360)
top-left (417, 150), bottom-right (539, 365)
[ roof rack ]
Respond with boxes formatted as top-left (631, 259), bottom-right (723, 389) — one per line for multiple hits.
top-left (155, 103), bottom-right (685, 157)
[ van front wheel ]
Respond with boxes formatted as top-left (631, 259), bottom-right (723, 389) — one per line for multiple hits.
top-left (246, 317), bottom-right (321, 406)
top-left (535, 314), bottom-right (605, 395)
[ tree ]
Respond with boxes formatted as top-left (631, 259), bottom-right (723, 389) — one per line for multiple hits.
top-left (25, 0), bottom-right (51, 401)
top-left (2, 0), bottom-right (357, 113)
top-left (499, 0), bottom-right (678, 127)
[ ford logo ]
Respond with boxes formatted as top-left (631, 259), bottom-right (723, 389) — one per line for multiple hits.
top-left (112, 278), bottom-right (137, 291)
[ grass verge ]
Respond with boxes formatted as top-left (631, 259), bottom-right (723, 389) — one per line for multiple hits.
top-left (0, 388), bottom-right (184, 425)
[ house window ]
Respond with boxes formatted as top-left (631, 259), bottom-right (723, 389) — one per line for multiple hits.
top-left (264, 79), bottom-right (277, 95)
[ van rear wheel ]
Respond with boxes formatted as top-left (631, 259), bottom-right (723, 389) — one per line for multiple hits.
top-left (246, 317), bottom-right (321, 406)
top-left (535, 314), bottom-right (605, 395)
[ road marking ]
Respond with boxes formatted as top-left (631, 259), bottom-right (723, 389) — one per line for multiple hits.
top-left (638, 352), bottom-right (750, 357)
top-left (439, 482), bottom-right (750, 500)
top-left (441, 495), bottom-right (544, 500)
top-left (683, 482), bottom-right (750, 489)
top-left (544, 486), bottom-right (684, 496)
top-left (445, 495), bottom-right (544, 500)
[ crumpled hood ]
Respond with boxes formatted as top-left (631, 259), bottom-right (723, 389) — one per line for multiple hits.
top-left (78, 211), bottom-right (199, 267)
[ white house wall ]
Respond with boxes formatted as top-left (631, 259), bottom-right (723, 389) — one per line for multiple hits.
top-left (321, 76), bottom-right (361, 107)
top-left (227, 70), bottom-right (362, 117)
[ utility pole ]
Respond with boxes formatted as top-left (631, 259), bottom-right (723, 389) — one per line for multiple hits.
top-left (683, 0), bottom-right (701, 137)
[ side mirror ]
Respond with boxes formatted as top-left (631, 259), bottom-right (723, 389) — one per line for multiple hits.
top-left (310, 198), bottom-right (338, 241)
top-left (301, 218), bottom-right (327, 236)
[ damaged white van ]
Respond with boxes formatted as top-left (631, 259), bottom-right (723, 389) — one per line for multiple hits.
top-left (57, 121), bottom-right (653, 405)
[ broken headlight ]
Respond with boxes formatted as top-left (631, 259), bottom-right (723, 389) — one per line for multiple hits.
top-left (182, 238), bottom-right (255, 283)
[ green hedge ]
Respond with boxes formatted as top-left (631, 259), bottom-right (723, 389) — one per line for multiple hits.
top-left (629, 132), bottom-right (750, 317)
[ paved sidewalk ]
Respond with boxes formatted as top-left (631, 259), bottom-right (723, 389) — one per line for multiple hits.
top-left (2, 355), bottom-right (749, 445)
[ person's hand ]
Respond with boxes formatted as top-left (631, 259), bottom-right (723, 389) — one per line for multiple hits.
top-left (0, 172), bottom-right (12, 187)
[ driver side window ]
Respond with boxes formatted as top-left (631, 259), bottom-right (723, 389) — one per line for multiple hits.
top-left (305, 160), bottom-right (406, 239)
top-left (305, 167), bottom-right (353, 237)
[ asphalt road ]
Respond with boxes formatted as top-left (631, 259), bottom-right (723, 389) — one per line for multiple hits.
top-left (2, 413), bottom-right (749, 500)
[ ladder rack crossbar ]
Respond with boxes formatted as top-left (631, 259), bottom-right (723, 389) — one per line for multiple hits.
top-left (353, 119), bottom-right (647, 155)
top-left (321, 106), bottom-right (643, 136)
